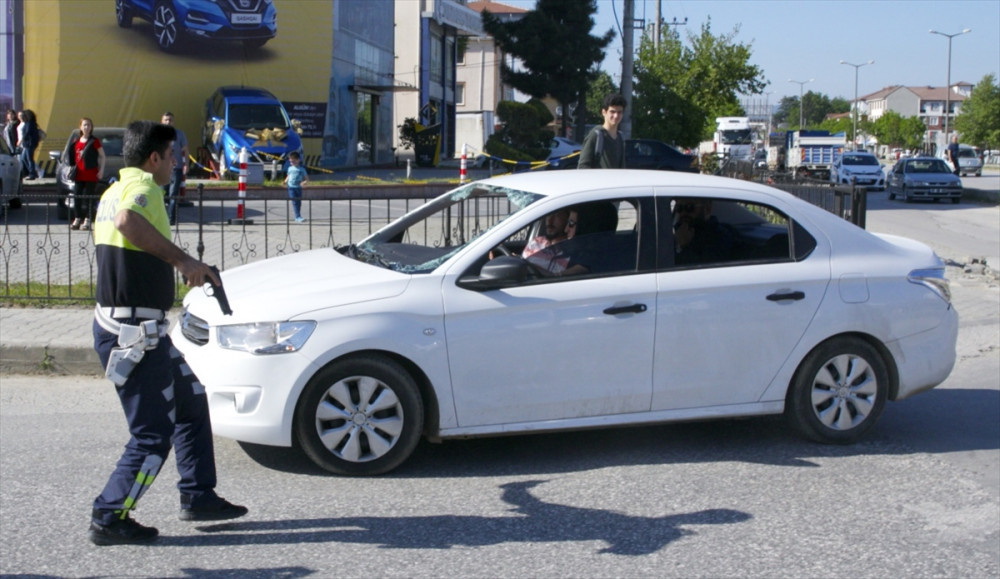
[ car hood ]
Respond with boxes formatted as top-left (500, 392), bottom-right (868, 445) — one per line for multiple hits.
top-left (223, 125), bottom-right (302, 156)
top-left (903, 172), bottom-right (961, 184)
top-left (840, 165), bottom-right (882, 175)
top-left (183, 248), bottom-right (409, 324)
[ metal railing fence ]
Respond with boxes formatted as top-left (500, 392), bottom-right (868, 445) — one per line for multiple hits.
top-left (1, 179), bottom-right (864, 303)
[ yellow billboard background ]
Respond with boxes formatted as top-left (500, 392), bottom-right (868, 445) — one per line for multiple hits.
top-left (24, 0), bottom-right (331, 161)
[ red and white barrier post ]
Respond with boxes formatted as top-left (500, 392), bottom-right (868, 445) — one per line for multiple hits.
top-left (228, 147), bottom-right (254, 225)
top-left (459, 144), bottom-right (467, 184)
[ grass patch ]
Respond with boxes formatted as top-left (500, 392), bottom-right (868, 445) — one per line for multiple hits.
top-left (2, 282), bottom-right (192, 307)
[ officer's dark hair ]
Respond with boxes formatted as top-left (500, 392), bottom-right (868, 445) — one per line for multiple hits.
top-left (123, 120), bottom-right (176, 168)
top-left (601, 93), bottom-right (626, 111)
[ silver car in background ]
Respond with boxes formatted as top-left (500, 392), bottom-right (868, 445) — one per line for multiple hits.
top-left (886, 157), bottom-right (963, 203)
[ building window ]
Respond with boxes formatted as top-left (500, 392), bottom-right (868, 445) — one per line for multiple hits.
top-left (456, 83), bottom-right (465, 106)
top-left (927, 116), bottom-right (939, 127)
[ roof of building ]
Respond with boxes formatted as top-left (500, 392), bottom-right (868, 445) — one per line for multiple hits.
top-left (467, 1), bottom-right (529, 15)
top-left (860, 84), bottom-right (969, 102)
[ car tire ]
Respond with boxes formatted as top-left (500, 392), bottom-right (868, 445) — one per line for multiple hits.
top-left (887, 186), bottom-right (895, 201)
top-left (153, 1), bottom-right (182, 52)
top-left (295, 355), bottom-right (424, 476)
top-left (115, 0), bottom-right (133, 28)
top-left (785, 336), bottom-right (888, 444)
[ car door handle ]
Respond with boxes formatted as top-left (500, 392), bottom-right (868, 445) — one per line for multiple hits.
top-left (603, 303), bottom-right (648, 315)
top-left (766, 291), bottom-right (805, 302)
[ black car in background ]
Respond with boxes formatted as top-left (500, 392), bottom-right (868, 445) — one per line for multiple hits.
top-left (626, 139), bottom-right (700, 173)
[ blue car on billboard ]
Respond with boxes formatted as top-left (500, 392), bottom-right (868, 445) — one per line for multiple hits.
top-left (116, 0), bottom-right (277, 52)
top-left (203, 86), bottom-right (303, 178)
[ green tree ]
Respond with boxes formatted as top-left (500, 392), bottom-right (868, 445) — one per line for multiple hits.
top-left (582, 71), bottom-right (618, 125)
top-left (482, 0), bottom-right (614, 138)
top-left (484, 99), bottom-right (552, 165)
top-left (870, 111), bottom-right (925, 150)
top-left (632, 19), bottom-right (765, 146)
top-left (954, 73), bottom-right (1000, 150)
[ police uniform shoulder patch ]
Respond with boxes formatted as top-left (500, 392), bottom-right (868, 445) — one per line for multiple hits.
top-left (134, 194), bottom-right (148, 208)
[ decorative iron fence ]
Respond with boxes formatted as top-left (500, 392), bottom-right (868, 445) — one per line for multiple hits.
top-left (0, 179), bottom-right (865, 303)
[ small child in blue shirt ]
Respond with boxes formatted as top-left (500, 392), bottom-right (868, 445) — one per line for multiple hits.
top-left (283, 152), bottom-right (308, 222)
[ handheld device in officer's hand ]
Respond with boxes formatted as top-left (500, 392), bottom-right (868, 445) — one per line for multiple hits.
top-left (203, 265), bottom-right (233, 316)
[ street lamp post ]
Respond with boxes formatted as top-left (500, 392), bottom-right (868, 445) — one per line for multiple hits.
top-left (788, 78), bottom-right (814, 129)
top-left (929, 28), bottom-right (971, 143)
top-left (840, 60), bottom-right (874, 150)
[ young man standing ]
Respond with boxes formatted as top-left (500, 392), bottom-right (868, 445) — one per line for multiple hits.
top-left (160, 112), bottom-right (188, 225)
top-left (578, 93), bottom-right (626, 169)
top-left (89, 120), bottom-right (247, 546)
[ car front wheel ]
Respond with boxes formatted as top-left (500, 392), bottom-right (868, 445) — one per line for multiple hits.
top-left (153, 1), bottom-right (181, 52)
top-left (295, 355), bottom-right (424, 476)
top-left (115, 0), bottom-right (133, 27)
top-left (785, 337), bottom-right (888, 444)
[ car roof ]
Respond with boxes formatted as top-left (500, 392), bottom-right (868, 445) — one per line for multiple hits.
top-left (214, 86), bottom-right (278, 100)
top-left (474, 169), bottom-right (791, 203)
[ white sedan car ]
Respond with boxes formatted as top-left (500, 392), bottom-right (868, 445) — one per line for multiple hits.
top-left (174, 170), bottom-right (958, 476)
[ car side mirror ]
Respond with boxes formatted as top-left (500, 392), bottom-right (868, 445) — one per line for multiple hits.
top-left (457, 256), bottom-right (528, 291)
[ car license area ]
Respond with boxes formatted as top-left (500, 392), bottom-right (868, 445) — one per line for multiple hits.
top-left (232, 13), bottom-right (262, 25)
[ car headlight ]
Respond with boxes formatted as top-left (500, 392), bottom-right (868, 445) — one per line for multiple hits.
top-left (217, 321), bottom-right (316, 355)
top-left (908, 268), bottom-right (951, 304)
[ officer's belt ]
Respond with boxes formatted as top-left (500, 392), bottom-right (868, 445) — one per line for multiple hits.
top-left (95, 305), bottom-right (168, 336)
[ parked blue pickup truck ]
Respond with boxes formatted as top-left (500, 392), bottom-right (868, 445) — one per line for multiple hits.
top-left (203, 86), bottom-right (303, 179)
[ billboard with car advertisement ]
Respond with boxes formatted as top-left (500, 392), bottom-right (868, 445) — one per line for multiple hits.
top-left (19, 0), bottom-right (332, 171)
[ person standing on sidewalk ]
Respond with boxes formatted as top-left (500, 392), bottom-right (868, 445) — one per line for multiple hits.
top-left (283, 151), bottom-right (308, 222)
top-left (578, 93), bottom-right (626, 169)
top-left (3, 109), bottom-right (18, 153)
top-left (160, 112), bottom-right (188, 225)
top-left (68, 117), bottom-right (106, 231)
top-left (16, 109), bottom-right (41, 180)
top-left (89, 120), bottom-right (247, 546)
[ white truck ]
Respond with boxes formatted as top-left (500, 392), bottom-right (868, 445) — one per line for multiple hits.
top-left (712, 117), bottom-right (753, 160)
top-left (785, 130), bottom-right (846, 180)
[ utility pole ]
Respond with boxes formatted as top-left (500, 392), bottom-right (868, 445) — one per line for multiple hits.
top-left (620, 0), bottom-right (634, 139)
top-left (654, 0), bottom-right (661, 51)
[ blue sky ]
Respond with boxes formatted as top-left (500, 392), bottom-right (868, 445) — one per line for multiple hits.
top-left (497, 0), bottom-right (1000, 103)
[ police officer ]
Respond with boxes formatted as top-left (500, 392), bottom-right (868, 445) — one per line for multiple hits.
top-left (89, 120), bottom-right (247, 546)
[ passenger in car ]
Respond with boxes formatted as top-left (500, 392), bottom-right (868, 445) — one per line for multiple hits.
top-left (673, 198), bottom-right (733, 265)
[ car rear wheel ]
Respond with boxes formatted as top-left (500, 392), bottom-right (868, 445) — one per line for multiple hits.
top-left (153, 1), bottom-right (181, 52)
top-left (785, 337), bottom-right (888, 444)
top-left (115, 0), bottom-right (133, 27)
top-left (295, 355), bottom-right (424, 476)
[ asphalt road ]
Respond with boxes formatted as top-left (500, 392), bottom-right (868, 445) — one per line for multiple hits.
top-left (1, 181), bottom-right (997, 578)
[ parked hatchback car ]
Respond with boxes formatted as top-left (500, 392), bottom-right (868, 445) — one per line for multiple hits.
top-left (174, 170), bottom-right (957, 476)
top-left (939, 143), bottom-right (983, 177)
top-left (830, 151), bottom-right (885, 190)
top-left (47, 127), bottom-right (126, 220)
top-left (115, 0), bottom-right (276, 52)
top-left (625, 139), bottom-right (699, 172)
top-left (545, 136), bottom-right (581, 169)
top-left (886, 157), bottom-right (963, 204)
top-left (204, 86), bottom-right (303, 178)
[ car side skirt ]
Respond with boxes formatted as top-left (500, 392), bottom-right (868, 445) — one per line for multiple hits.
top-left (434, 401), bottom-right (785, 439)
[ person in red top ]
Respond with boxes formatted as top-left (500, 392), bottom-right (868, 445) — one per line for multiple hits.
top-left (69, 117), bottom-right (106, 230)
